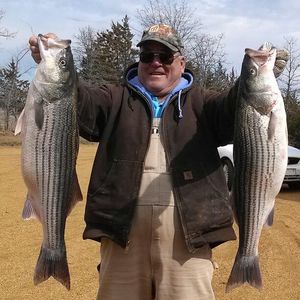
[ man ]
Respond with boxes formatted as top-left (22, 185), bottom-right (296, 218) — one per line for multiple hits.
top-left (29, 24), bottom-right (285, 300)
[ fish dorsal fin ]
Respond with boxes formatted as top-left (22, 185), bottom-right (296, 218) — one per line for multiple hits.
top-left (14, 108), bottom-right (25, 135)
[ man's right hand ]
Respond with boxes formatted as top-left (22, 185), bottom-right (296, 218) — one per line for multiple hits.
top-left (29, 33), bottom-right (57, 64)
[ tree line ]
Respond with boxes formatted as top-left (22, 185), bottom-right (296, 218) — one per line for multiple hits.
top-left (0, 0), bottom-right (299, 148)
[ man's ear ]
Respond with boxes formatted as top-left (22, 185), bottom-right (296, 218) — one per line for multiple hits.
top-left (180, 56), bottom-right (186, 73)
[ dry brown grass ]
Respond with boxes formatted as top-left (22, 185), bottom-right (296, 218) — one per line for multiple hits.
top-left (0, 144), bottom-right (99, 299)
top-left (1, 144), bottom-right (300, 299)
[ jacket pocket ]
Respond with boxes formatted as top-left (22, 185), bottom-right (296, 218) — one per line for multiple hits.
top-left (174, 161), bottom-right (229, 201)
top-left (88, 159), bottom-right (143, 207)
top-left (173, 162), bottom-right (233, 232)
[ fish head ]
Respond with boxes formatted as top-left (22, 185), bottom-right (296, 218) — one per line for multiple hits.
top-left (36, 34), bottom-right (75, 86)
top-left (240, 45), bottom-right (279, 115)
top-left (242, 46), bottom-right (277, 90)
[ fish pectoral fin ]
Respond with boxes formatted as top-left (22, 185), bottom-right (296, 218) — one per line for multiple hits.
top-left (22, 195), bottom-right (41, 221)
top-left (34, 100), bottom-right (44, 130)
top-left (14, 108), bottom-right (25, 135)
top-left (264, 207), bottom-right (275, 228)
top-left (267, 111), bottom-right (278, 142)
top-left (66, 171), bottom-right (83, 216)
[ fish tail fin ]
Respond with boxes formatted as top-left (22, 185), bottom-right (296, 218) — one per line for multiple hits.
top-left (34, 246), bottom-right (70, 290)
top-left (226, 254), bottom-right (262, 293)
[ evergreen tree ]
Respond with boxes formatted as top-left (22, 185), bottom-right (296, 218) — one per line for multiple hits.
top-left (187, 59), bottom-right (237, 92)
top-left (206, 62), bottom-right (237, 92)
top-left (79, 15), bottom-right (138, 84)
top-left (0, 58), bottom-right (29, 130)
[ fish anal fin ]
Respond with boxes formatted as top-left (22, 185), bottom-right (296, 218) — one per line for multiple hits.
top-left (264, 207), bottom-right (275, 228)
top-left (66, 171), bottom-right (83, 216)
top-left (22, 196), bottom-right (40, 221)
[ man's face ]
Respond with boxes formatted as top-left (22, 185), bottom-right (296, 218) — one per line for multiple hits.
top-left (138, 41), bottom-right (185, 98)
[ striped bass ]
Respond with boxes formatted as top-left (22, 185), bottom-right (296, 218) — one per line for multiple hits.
top-left (226, 43), bottom-right (288, 292)
top-left (15, 34), bottom-right (82, 290)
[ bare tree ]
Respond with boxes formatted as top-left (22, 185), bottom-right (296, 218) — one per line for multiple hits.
top-left (136, 0), bottom-right (201, 45)
top-left (187, 33), bottom-right (227, 86)
top-left (73, 26), bottom-right (96, 71)
top-left (136, 0), bottom-right (229, 88)
top-left (279, 37), bottom-right (300, 105)
top-left (279, 37), bottom-right (300, 147)
top-left (0, 10), bottom-right (16, 39)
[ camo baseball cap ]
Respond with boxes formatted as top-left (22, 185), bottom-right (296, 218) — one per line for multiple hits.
top-left (137, 24), bottom-right (184, 53)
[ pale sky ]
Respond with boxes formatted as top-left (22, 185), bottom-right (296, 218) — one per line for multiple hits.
top-left (0, 0), bottom-right (299, 79)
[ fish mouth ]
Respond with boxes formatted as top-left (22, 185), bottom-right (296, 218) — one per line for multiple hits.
top-left (37, 34), bottom-right (48, 60)
top-left (37, 34), bottom-right (71, 60)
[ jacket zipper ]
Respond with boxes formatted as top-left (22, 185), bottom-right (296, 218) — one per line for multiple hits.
top-left (125, 85), bottom-right (154, 247)
top-left (160, 94), bottom-right (196, 253)
top-left (128, 85), bottom-right (195, 252)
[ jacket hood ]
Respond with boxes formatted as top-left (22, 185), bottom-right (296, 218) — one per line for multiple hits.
top-left (124, 62), bottom-right (194, 118)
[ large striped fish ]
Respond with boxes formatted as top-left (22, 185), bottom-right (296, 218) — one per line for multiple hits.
top-left (226, 43), bottom-right (288, 292)
top-left (15, 34), bottom-right (82, 290)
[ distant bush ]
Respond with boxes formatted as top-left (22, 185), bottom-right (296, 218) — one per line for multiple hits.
top-left (0, 131), bottom-right (21, 146)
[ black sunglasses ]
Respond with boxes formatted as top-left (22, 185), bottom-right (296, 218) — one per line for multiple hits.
top-left (139, 51), bottom-right (180, 65)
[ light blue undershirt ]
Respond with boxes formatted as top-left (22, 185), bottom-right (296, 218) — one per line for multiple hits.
top-left (127, 69), bottom-right (193, 118)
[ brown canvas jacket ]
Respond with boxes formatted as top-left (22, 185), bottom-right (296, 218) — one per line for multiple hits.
top-left (78, 66), bottom-right (239, 252)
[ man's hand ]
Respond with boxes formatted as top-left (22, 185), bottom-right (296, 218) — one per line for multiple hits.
top-left (258, 42), bottom-right (289, 78)
top-left (29, 33), bottom-right (57, 64)
top-left (274, 48), bottom-right (289, 78)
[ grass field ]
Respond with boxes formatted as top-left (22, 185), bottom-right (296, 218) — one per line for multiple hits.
top-left (0, 144), bottom-right (300, 299)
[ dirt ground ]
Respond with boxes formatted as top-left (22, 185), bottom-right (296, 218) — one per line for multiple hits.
top-left (0, 144), bottom-right (299, 300)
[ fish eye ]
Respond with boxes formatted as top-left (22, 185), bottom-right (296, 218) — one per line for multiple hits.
top-left (59, 58), bottom-right (67, 68)
top-left (249, 68), bottom-right (256, 76)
